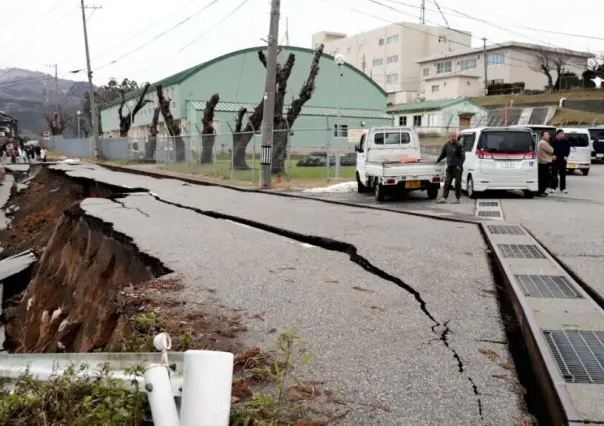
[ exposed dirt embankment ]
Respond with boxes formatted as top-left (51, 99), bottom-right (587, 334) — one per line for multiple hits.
top-left (5, 204), bottom-right (171, 352)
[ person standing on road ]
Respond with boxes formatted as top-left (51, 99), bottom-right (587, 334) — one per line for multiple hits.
top-left (552, 129), bottom-right (570, 194)
top-left (435, 131), bottom-right (465, 204)
top-left (537, 131), bottom-right (554, 196)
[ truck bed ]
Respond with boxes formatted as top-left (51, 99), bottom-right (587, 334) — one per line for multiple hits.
top-left (365, 160), bottom-right (444, 179)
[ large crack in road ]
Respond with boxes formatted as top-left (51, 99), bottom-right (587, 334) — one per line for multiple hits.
top-left (117, 191), bottom-right (488, 422)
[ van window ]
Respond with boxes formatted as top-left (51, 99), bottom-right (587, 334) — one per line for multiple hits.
top-left (460, 134), bottom-right (475, 152)
top-left (374, 131), bottom-right (411, 145)
top-left (565, 133), bottom-right (589, 147)
top-left (478, 131), bottom-right (535, 153)
top-left (588, 129), bottom-right (604, 141)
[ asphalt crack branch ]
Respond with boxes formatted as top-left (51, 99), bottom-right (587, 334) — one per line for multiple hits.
top-left (108, 195), bottom-right (150, 217)
top-left (143, 192), bottom-right (485, 422)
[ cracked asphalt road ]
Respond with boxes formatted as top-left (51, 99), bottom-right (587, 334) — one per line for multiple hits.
top-left (53, 163), bottom-right (525, 425)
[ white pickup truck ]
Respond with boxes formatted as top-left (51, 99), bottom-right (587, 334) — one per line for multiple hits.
top-left (355, 126), bottom-right (444, 202)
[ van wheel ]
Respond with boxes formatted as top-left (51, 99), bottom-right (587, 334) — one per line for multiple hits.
top-left (427, 184), bottom-right (439, 200)
top-left (523, 190), bottom-right (534, 199)
top-left (375, 183), bottom-right (385, 202)
top-left (356, 172), bottom-right (369, 193)
top-left (467, 175), bottom-right (478, 199)
top-left (582, 169), bottom-right (590, 176)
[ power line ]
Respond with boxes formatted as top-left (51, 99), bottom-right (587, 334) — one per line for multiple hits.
top-left (92, 0), bottom-right (221, 72)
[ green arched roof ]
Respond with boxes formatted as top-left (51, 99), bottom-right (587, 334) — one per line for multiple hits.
top-left (101, 45), bottom-right (387, 109)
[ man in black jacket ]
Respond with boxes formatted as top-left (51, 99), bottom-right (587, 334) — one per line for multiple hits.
top-left (435, 131), bottom-right (465, 204)
top-left (551, 129), bottom-right (570, 194)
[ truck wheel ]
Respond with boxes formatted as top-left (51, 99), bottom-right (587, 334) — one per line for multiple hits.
top-left (582, 169), bottom-right (590, 176)
top-left (427, 183), bottom-right (439, 200)
top-left (356, 172), bottom-right (368, 193)
top-left (467, 175), bottom-right (478, 199)
top-left (375, 183), bottom-right (385, 202)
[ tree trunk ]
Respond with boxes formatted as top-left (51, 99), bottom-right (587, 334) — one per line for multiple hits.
top-left (146, 106), bottom-right (160, 161)
top-left (271, 122), bottom-right (289, 174)
top-left (200, 135), bottom-right (215, 163)
top-left (232, 132), bottom-right (253, 169)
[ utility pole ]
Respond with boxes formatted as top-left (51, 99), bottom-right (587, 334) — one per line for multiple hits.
top-left (285, 17), bottom-right (289, 45)
top-left (80, 0), bottom-right (102, 159)
top-left (420, 0), bottom-right (425, 24)
top-left (259, 0), bottom-right (281, 188)
top-left (482, 37), bottom-right (488, 95)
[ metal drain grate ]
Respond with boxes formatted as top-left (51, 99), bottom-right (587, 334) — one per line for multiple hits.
top-left (543, 330), bottom-right (604, 384)
top-left (516, 275), bottom-right (582, 298)
top-left (478, 211), bottom-right (501, 217)
top-left (487, 225), bottom-right (525, 235)
top-left (479, 201), bottom-right (499, 207)
top-left (499, 244), bottom-right (545, 259)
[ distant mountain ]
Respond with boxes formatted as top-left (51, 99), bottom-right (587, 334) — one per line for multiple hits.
top-left (0, 67), bottom-right (91, 137)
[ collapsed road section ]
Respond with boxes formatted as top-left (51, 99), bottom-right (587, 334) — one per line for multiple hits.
top-left (1, 163), bottom-right (538, 425)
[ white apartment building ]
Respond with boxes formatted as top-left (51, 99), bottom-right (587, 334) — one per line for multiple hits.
top-left (416, 41), bottom-right (593, 101)
top-left (312, 22), bottom-right (471, 103)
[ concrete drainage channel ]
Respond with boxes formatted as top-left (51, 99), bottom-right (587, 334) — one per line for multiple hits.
top-left (475, 199), bottom-right (505, 220)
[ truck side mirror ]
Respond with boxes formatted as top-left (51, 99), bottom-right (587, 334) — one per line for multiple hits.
top-left (355, 144), bottom-right (361, 152)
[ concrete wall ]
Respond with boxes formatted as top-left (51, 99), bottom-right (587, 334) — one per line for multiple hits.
top-left (421, 76), bottom-right (481, 100)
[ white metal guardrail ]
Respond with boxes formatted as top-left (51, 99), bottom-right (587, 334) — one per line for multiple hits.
top-left (0, 333), bottom-right (234, 426)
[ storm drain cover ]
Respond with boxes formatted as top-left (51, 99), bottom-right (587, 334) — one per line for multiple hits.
top-left (487, 225), bottom-right (525, 235)
top-left (479, 201), bottom-right (499, 207)
top-left (478, 211), bottom-right (501, 217)
top-left (499, 244), bottom-right (545, 259)
top-left (543, 330), bottom-right (604, 384)
top-left (516, 275), bottom-right (582, 299)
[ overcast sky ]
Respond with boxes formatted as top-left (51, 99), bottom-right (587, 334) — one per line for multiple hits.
top-left (2, 0), bottom-right (603, 85)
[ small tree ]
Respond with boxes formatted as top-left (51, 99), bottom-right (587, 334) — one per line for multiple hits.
top-left (146, 104), bottom-right (161, 160)
top-left (45, 107), bottom-right (72, 136)
top-left (156, 84), bottom-right (185, 162)
top-left (117, 83), bottom-right (152, 137)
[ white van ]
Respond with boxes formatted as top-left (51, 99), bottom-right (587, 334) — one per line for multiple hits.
top-left (586, 127), bottom-right (604, 162)
top-left (458, 127), bottom-right (538, 199)
top-left (561, 128), bottom-right (591, 176)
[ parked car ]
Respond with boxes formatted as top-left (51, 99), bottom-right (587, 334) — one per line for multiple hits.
top-left (586, 127), bottom-right (604, 163)
top-left (457, 127), bottom-right (538, 198)
top-left (560, 127), bottom-right (591, 176)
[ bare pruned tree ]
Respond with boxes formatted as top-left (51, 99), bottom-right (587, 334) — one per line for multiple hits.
top-left (531, 48), bottom-right (581, 91)
top-left (200, 94), bottom-right (220, 164)
top-left (156, 84), bottom-right (185, 162)
top-left (118, 82), bottom-right (152, 137)
top-left (146, 104), bottom-right (161, 160)
top-left (232, 44), bottom-right (324, 172)
top-left (45, 106), bottom-right (72, 136)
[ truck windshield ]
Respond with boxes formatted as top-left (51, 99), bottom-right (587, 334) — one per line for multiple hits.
top-left (565, 133), bottom-right (589, 147)
top-left (374, 132), bottom-right (411, 145)
top-left (478, 131), bottom-right (535, 153)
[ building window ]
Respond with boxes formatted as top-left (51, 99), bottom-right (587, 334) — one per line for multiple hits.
top-left (460, 58), bottom-right (477, 70)
top-left (436, 61), bottom-right (452, 74)
top-left (333, 124), bottom-right (349, 138)
top-left (398, 116), bottom-right (407, 126)
top-left (428, 114), bottom-right (437, 126)
top-left (378, 38), bottom-right (384, 46)
top-left (413, 115), bottom-right (422, 126)
top-left (423, 68), bottom-right (430, 77)
top-left (372, 58), bottom-right (383, 66)
top-left (490, 78), bottom-right (504, 85)
top-left (387, 55), bottom-right (399, 64)
top-left (438, 35), bottom-right (447, 43)
top-left (387, 35), bottom-right (399, 43)
top-left (487, 53), bottom-right (505, 66)
top-left (386, 73), bottom-right (398, 83)
top-left (431, 85), bottom-right (439, 92)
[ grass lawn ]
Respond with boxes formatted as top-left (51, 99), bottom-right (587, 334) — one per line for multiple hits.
top-left (161, 153), bottom-right (356, 184)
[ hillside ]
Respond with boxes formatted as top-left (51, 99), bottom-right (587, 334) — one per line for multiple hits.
top-left (0, 68), bottom-right (89, 137)
top-left (471, 88), bottom-right (604, 107)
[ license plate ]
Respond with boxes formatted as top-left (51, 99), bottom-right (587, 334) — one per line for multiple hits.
top-left (499, 161), bottom-right (517, 168)
top-left (568, 163), bottom-right (577, 169)
top-left (597, 154), bottom-right (604, 158)
top-left (405, 180), bottom-right (421, 189)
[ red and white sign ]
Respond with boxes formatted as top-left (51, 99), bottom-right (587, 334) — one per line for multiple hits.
top-left (43, 131), bottom-right (50, 140)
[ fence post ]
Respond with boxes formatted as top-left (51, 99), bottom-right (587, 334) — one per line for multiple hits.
top-left (143, 364), bottom-right (180, 426)
top-left (335, 153), bottom-right (341, 179)
top-left (252, 132), bottom-right (256, 184)
top-left (180, 350), bottom-right (234, 426)
top-left (326, 117), bottom-right (331, 182)
top-left (230, 138), bottom-right (235, 181)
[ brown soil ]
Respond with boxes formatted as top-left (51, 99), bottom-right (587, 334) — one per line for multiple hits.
top-left (0, 167), bottom-right (112, 260)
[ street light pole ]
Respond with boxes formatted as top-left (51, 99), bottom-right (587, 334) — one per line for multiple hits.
top-left (332, 54), bottom-right (345, 182)
top-left (77, 111), bottom-right (82, 139)
top-left (259, 0), bottom-right (281, 188)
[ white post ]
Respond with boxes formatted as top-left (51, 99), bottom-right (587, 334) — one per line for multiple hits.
top-left (180, 350), bottom-right (234, 426)
top-left (143, 364), bottom-right (180, 426)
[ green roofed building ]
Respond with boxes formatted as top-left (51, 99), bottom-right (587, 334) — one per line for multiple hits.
top-left (99, 45), bottom-right (391, 152)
